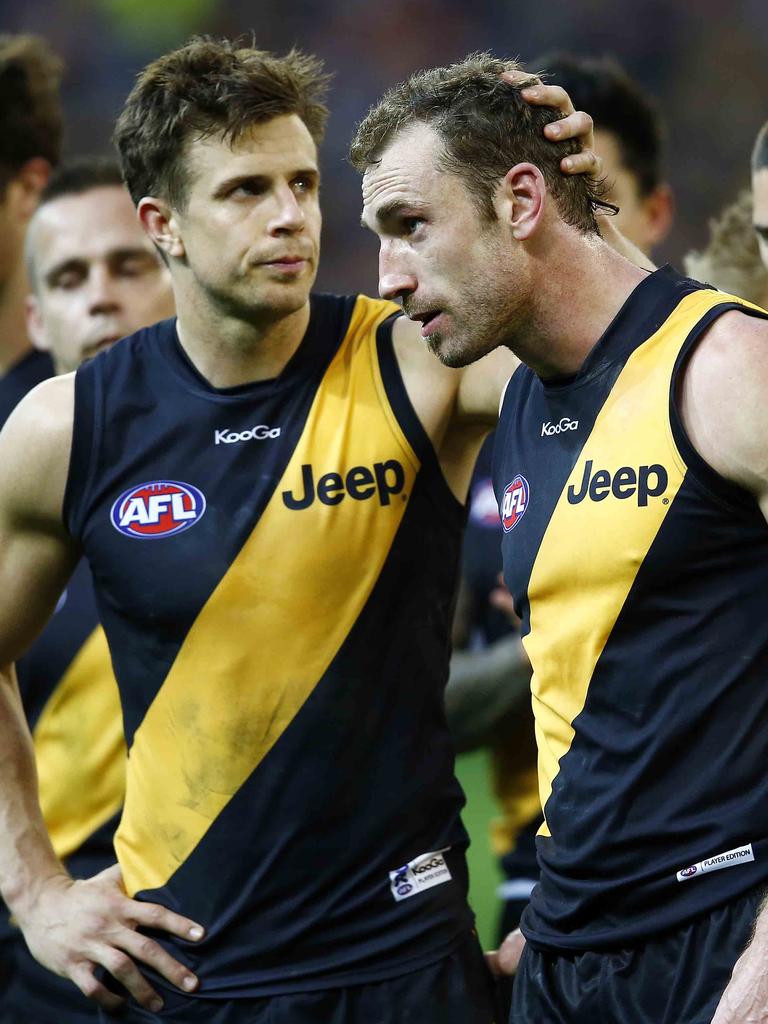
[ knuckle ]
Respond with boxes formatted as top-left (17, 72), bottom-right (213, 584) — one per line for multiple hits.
top-left (106, 950), bottom-right (132, 977)
top-left (137, 936), bottom-right (158, 960)
top-left (79, 975), bottom-right (100, 999)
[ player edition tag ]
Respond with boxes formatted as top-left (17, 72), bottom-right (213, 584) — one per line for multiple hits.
top-left (389, 848), bottom-right (452, 902)
top-left (676, 843), bottom-right (754, 882)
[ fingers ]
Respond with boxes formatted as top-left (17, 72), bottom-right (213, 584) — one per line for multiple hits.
top-left (70, 961), bottom-right (126, 1012)
top-left (501, 69), bottom-right (541, 89)
top-left (544, 109), bottom-right (593, 144)
top-left (119, 926), bottom-right (199, 995)
top-left (496, 928), bottom-right (527, 975)
top-left (128, 898), bottom-right (205, 943)
top-left (99, 946), bottom-right (166, 1011)
top-left (560, 149), bottom-right (603, 179)
top-left (520, 83), bottom-right (575, 116)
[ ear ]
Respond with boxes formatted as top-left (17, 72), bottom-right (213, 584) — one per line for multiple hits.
top-left (25, 294), bottom-right (50, 353)
top-left (137, 196), bottom-right (186, 260)
top-left (9, 157), bottom-right (52, 222)
top-left (641, 182), bottom-right (675, 249)
top-left (498, 163), bottom-right (546, 241)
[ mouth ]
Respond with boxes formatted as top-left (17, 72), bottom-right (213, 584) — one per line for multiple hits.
top-left (84, 334), bottom-right (122, 358)
top-left (409, 309), bottom-right (444, 339)
top-left (261, 256), bottom-right (310, 272)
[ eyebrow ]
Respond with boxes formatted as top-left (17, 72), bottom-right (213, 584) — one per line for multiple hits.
top-left (213, 167), bottom-right (320, 198)
top-left (44, 248), bottom-right (158, 285)
top-left (360, 198), bottom-right (421, 230)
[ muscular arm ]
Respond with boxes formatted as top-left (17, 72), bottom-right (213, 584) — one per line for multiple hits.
top-left (677, 311), bottom-right (768, 1023)
top-left (0, 378), bottom-right (203, 1013)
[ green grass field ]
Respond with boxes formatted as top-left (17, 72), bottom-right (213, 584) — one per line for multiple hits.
top-left (455, 748), bottom-right (504, 950)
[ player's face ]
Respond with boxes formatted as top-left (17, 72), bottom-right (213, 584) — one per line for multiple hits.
top-left (27, 186), bottom-right (174, 374)
top-left (594, 128), bottom-right (672, 257)
top-left (752, 168), bottom-right (768, 273)
top-left (174, 115), bottom-right (321, 323)
top-left (361, 123), bottom-right (529, 368)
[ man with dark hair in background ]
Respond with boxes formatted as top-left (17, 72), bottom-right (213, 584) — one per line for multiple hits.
top-left (1, 157), bottom-right (175, 1024)
top-left (0, 37), bottom-right (600, 1024)
top-left (0, 33), bottom-right (63, 427)
top-left (446, 52), bottom-right (673, 962)
top-left (356, 54), bottom-right (768, 1024)
top-left (540, 53), bottom-right (674, 257)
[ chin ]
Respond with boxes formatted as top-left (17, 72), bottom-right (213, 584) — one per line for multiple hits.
top-left (427, 331), bottom-right (484, 369)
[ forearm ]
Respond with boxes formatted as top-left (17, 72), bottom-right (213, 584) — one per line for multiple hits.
top-left (446, 634), bottom-right (531, 752)
top-left (0, 663), bottom-right (67, 921)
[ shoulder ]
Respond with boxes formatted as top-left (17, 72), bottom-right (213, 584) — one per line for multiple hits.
top-left (679, 308), bottom-right (768, 497)
top-left (0, 374), bottom-right (75, 525)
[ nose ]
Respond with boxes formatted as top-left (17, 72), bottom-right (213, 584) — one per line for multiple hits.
top-left (269, 184), bottom-right (305, 235)
top-left (378, 243), bottom-right (417, 302)
top-left (87, 264), bottom-right (121, 316)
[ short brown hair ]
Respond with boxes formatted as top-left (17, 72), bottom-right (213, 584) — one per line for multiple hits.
top-left (114, 36), bottom-right (331, 210)
top-left (350, 53), bottom-right (612, 234)
top-left (0, 34), bottom-right (63, 192)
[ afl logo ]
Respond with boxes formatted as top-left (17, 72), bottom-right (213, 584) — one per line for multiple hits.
top-left (110, 480), bottom-right (206, 539)
top-left (501, 475), bottom-right (529, 533)
top-left (679, 864), bottom-right (698, 878)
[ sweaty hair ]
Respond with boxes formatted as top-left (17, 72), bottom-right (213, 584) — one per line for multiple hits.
top-left (114, 36), bottom-right (331, 210)
top-left (684, 189), bottom-right (768, 306)
top-left (752, 121), bottom-right (768, 173)
top-left (0, 34), bottom-right (64, 193)
top-left (349, 53), bottom-right (612, 234)
top-left (535, 53), bottom-right (664, 197)
top-left (39, 157), bottom-right (124, 206)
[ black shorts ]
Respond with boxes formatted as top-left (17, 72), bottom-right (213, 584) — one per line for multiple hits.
top-left (511, 884), bottom-right (764, 1024)
top-left (99, 930), bottom-right (501, 1024)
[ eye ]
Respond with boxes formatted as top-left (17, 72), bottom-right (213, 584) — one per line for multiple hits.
top-left (403, 217), bottom-right (425, 236)
top-left (51, 268), bottom-right (85, 290)
top-left (292, 175), bottom-right (317, 194)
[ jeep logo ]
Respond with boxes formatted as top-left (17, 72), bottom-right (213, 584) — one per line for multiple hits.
top-left (282, 460), bottom-right (405, 510)
top-left (567, 459), bottom-right (668, 506)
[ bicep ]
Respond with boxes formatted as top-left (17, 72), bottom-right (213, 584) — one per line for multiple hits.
top-left (0, 381), bottom-right (80, 665)
top-left (679, 310), bottom-right (768, 519)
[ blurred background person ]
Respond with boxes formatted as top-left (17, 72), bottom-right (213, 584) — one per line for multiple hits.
top-left (0, 33), bottom-right (63, 427)
top-left (685, 189), bottom-right (768, 308)
top-left (751, 121), bottom-right (768, 275)
top-left (1, 157), bottom-right (174, 1024)
top-left (540, 52), bottom-right (674, 257)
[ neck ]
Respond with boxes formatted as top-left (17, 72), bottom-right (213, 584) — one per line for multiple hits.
top-left (0, 260), bottom-right (33, 375)
top-left (174, 280), bottom-right (311, 388)
top-left (508, 231), bottom-right (650, 380)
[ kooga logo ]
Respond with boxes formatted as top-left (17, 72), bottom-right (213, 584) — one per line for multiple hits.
top-left (542, 417), bottom-right (578, 437)
top-left (215, 425), bottom-right (281, 445)
top-left (567, 459), bottom-right (668, 506)
top-left (282, 460), bottom-right (405, 510)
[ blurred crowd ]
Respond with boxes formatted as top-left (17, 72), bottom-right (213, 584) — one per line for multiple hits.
top-left (1, 0), bottom-right (768, 293)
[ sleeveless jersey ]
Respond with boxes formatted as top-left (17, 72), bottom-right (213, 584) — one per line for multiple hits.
top-left (493, 265), bottom-right (768, 950)
top-left (63, 294), bottom-right (471, 998)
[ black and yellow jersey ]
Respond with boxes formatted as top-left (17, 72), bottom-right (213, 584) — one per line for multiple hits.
top-left (63, 294), bottom-right (472, 998)
top-left (493, 266), bottom-right (768, 950)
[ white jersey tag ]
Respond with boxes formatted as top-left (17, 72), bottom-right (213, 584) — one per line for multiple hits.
top-left (676, 843), bottom-right (754, 882)
top-left (389, 847), bottom-right (452, 902)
